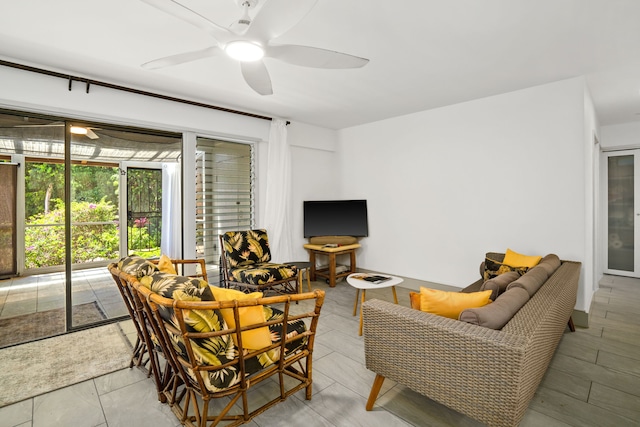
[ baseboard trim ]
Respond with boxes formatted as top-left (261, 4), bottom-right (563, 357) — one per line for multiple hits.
top-left (572, 309), bottom-right (589, 328)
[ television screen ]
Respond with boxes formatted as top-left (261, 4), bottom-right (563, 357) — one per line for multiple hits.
top-left (303, 200), bottom-right (368, 238)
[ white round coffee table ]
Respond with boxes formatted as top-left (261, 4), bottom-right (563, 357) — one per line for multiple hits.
top-left (347, 273), bottom-right (403, 336)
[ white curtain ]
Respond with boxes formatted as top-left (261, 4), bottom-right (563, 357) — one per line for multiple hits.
top-left (263, 119), bottom-right (293, 262)
top-left (161, 162), bottom-right (182, 258)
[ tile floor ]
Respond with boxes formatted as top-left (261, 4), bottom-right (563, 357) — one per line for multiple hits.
top-left (0, 273), bottom-right (639, 427)
top-left (0, 267), bottom-right (128, 338)
top-left (0, 265), bottom-right (219, 324)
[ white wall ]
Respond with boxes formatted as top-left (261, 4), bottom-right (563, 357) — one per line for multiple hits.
top-left (337, 77), bottom-right (593, 311)
top-left (286, 122), bottom-right (340, 262)
top-left (0, 66), bottom-right (272, 139)
top-left (600, 121), bottom-right (640, 150)
top-left (582, 85), bottom-right (600, 314)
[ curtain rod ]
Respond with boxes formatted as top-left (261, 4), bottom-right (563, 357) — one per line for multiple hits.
top-left (0, 59), bottom-right (289, 124)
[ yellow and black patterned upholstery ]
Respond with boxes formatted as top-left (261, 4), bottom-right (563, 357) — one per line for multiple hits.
top-left (220, 229), bottom-right (299, 294)
top-left (229, 263), bottom-right (297, 285)
top-left (137, 268), bottom-right (307, 392)
top-left (108, 256), bottom-right (325, 426)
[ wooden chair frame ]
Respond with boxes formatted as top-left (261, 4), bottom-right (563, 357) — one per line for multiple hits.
top-left (150, 258), bottom-right (208, 282)
top-left (110, 267), bottom-right (169, 402)
top-left (109, 263), bottom-right (325, 427)
top-left (110, 258), bottom-right (208, 402)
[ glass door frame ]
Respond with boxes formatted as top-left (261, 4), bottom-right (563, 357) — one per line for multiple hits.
top-left (119, 161), bottom-right (164, 258)
top-left (605, 149), bottom-right (640, 278)
top-left (0, 108), bottom-right (183, 344)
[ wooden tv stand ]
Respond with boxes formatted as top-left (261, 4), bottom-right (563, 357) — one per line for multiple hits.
top-left (303, 243), bottom-right (361, 287)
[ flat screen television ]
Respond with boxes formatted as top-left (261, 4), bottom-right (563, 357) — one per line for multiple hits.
top-left (303, 200), bottom-right (368, 238)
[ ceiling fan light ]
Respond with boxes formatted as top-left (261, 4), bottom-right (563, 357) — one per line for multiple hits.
top-left (70, 126), bottom-right (88, 135)
top-left (225, 40), bottom-right (264, 62)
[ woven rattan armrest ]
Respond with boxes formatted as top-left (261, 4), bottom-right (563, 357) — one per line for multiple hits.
top-left (363, 300), bottom-right (527, 426)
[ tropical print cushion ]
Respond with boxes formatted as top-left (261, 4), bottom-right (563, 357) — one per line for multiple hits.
top-left (229, 263), bottom-right (297, 285)
top-left (248, 306), bottom-right (307, 376)
top-left (139, 269), bottom-right (308, 393)
top-left (118, 255), bottom-right (158, 278)
top-left (222, 229), bottom-right (272, 267)
top-left (483, 255), bottom-right (528, 281)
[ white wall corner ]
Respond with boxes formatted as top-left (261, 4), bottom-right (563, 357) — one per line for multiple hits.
top-left (581, 81), bottom-right (600, 315)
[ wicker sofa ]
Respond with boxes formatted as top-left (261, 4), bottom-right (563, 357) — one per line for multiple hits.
top-left (362, 255), bottom-right (581, 427)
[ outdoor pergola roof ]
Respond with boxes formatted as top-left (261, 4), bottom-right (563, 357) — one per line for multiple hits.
top-left (0, 112), bottom-right (181, 162)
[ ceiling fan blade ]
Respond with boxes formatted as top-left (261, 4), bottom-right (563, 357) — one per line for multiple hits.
top-left (246, 0), bottom-right (317, 41)
top-left (267, 44), bottom-right (369, 69)
top-left (86, 129), bottom-right (99, 139)
top-left (140, 0), bottom-right (231, 42)
top-left (240, 60), bottom-right (273, 95)
top-left (142, 46), bottom-right (221, 69)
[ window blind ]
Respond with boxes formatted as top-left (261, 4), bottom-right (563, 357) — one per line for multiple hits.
top-left (195, 138), bottom-right (254, 266)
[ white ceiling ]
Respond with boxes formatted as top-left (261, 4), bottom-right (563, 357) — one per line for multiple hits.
top-left (1, 0), bottom-right (640, 130)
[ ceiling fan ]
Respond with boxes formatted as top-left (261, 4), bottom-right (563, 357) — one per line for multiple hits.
top-left (140, 0), bottom-right (369, 95)
top-left (11, 122), bottom-right (100, 139)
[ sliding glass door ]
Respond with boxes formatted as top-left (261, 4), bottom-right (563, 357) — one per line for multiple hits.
top-left (0, 110), bottom-right (181, 346)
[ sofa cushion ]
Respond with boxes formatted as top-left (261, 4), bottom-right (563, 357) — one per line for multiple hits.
top-left (209, 286), bottom-right (271, 350)
top-left (480, 271), bottom-right (520, 301)
top-left (157, 254), bottom-right (177, 275)
top-left (506, 265), bottom-right (548, 297)
top-left (118, 255), bottom-right (159, 278)
top-left (536, 254), bottom-right (561, 277)
top-left (229, 263), bottom-right (298, 285)
top-left (483, 254), bottom-right (528, 281)
top-left (419, 287), bottom-right (492, 319)
top-left (409, 291), bottom-right (421, 310)
top-left (503, 248), bottom-right (542, 268)
top-left (459, 287), bottom-right (530, 329)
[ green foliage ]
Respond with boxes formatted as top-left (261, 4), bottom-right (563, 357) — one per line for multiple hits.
top-left (129, 248), bottom-right (162, 258)
top-left (25, 162), bottom-right (64, 217)
top-left (24, 162), bottom-right (119, 219)
top-left (128, 223), bottom-right (161, 251)
top-left (23, 162), bottom-right (162, 269)
top-left (71, 165), bottom-right (119, 206)
top-left (24, 199), bottom-right (120, 268)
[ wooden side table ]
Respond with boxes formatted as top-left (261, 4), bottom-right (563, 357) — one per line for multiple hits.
top-left (303, 243), bottom-right (361, 287)
top-left (286, 261), bottom-right (312, 292)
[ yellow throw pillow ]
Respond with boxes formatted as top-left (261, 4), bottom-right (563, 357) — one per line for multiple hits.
top-left (208, 286), bottom-right (271, 350)
top-left (419, 287), bottom-right (492, 319)
top-left (157, 254), bottom-right (177, 275)
top-left (503, 249), bottom-right (542, 268)
top-left (409, 291), bottom-right (421, 310)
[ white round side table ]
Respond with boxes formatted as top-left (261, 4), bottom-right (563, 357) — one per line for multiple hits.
top-left (347, 273), bottom-right (403, 336)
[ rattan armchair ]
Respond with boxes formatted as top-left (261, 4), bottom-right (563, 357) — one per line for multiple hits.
top-left (110, 257), bottom-right (208, 402)
top-left (219, 229), bottom-right (300, 295)
top-left (109, 256), bottom-right (325, 427)
top-left (161, 258), bottom-right (208, 281)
